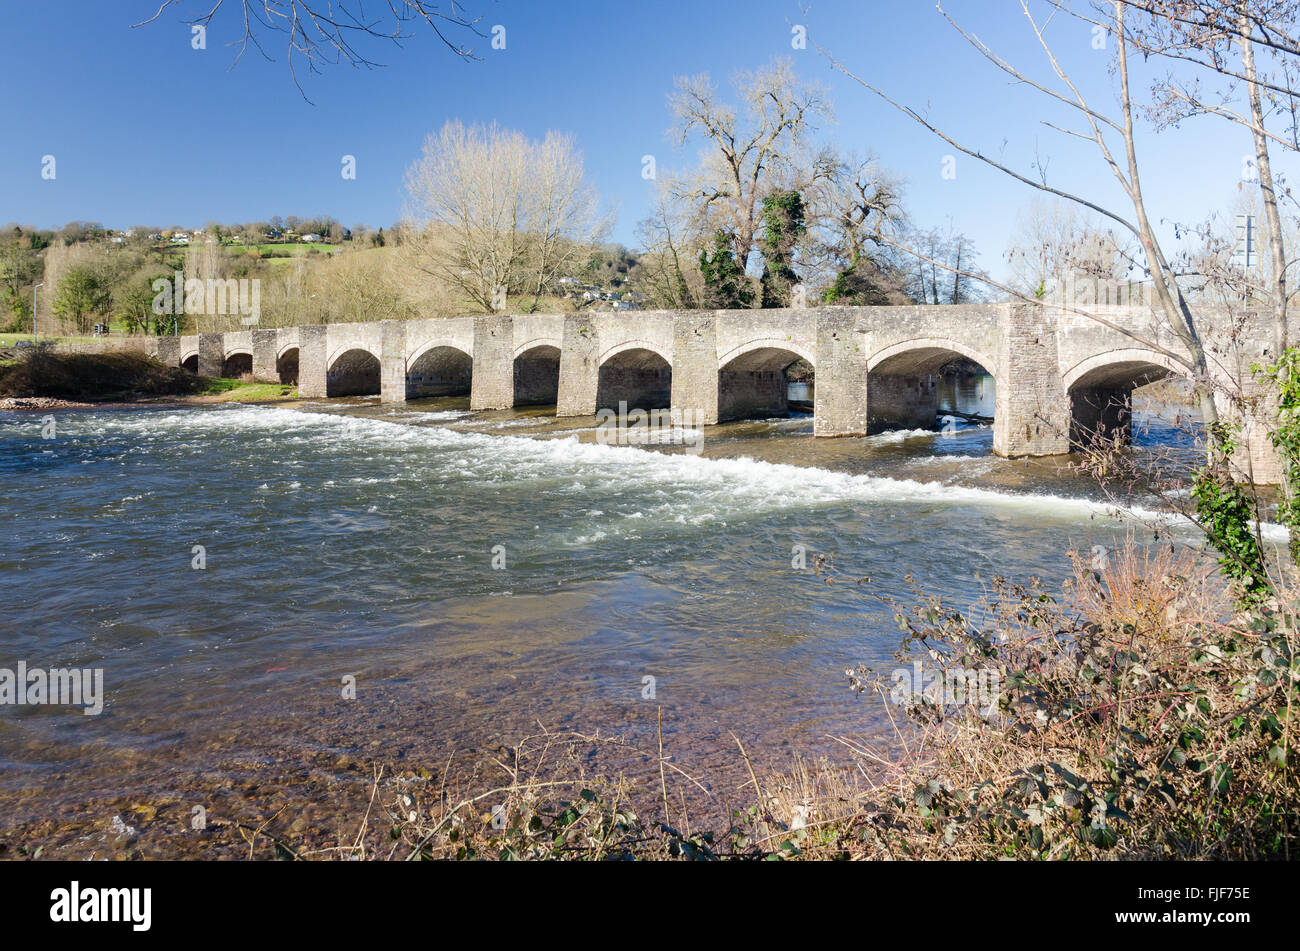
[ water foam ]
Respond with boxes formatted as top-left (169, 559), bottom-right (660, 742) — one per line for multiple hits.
top-left (66, 404), bottom-right (1289, 543)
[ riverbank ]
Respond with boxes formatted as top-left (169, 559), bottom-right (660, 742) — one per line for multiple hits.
top-left (0, 349), bottom-right (297, 407)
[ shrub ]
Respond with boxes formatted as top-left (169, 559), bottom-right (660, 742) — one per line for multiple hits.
top-left (0, 350), bottom-right (203, 400)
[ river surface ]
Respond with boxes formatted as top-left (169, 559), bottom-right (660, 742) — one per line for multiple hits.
top-left (0, 381), bottom-right (1230, 854)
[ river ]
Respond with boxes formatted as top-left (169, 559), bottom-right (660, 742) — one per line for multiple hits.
top-left (0, 378), bottom-right (1229, 854)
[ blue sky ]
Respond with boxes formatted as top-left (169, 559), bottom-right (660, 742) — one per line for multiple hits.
top-left (0, 0), bottom-right (1286, 282)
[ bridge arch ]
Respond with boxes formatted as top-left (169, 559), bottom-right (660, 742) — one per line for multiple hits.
top-left (406, 342), bottom-right (472, 399)
top-left (327, 346), bottom-right (381, 397)
top-left (1062, 348), bottom-right (1190, 448)
top-left (867, 337), bottom-right (1000, 433)
top-left (221, 348), bottom-right (253, 379)
top-left (597, 344), bottom-right (672, 412)
top-left (867, 337), bottom-right (999, 379)
top-left (514, 337), bottom-right (563, 360)
top-left (717, 341), bottom-right (815, 421)
top-left (180, 350), bottom-right (199, 373)
top-left (599, 339), bottom-right (672, 367)
top-left (276, 345), bottom-right (299, 385)
top-left (513, 342), bottom-right (562, 407)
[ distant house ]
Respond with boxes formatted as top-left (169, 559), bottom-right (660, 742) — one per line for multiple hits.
top-left (559, 276), bottom-right (579, 285)
top-left (302, 233), bottom-right (322, 242)
top-left (170, 233), bottom-right (190, 245)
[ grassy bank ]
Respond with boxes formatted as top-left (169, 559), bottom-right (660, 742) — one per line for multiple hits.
top-left (0, 349), bottom-right (295, 403)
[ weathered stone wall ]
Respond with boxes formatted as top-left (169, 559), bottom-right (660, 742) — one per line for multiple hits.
top-left (251, 329), bottom-right (278, 383)
top-left (670, 312), bottom-right (719, 424)
top-left (513, 347), bottom-right (561, 405)
top-left (197, 334), bottom-right (224, 378)
top-left (556, 314), bottom-right (600, 417)
top-left (470, 315), bottom-right (514, 410)
top-left (297, 325), bottom-right (328, 398)
top-left (380, 320), bottom-right (407, 403)
top-left (154, 336), bottom-right (180, 367)
top-left (813, 308), bottom-right (868, 436)
top-left (995, 302), bottom-right (1070, 457)
top-left (868, 373), bottom-right (936, 430)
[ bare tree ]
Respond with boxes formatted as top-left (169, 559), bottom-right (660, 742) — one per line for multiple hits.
top-left (812, 0), bottom-right (1235, 451)
top-left (402, 120), bottom-right (609, 314)
top-left (1005, 197), bottom-right (1135, 298)
top-left (132, 1), bottom-right (485, 99)
top-left (1102, 0), bottom-right (1300, 353)
top-left (665, 57), bottom-right (836, 272)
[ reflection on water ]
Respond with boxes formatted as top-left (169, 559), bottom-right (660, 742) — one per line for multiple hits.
top-left (939, 373), bottom-right (995, 419)
top-left (0, 390), bottom-right (1230, 837)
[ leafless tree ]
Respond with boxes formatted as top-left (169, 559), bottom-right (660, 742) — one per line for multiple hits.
top-left (132, 1), bottom-right (485, 99)
top-left (811, 0), bottom-right (1255, 456)
top-left (402, 120), bottom-right (609, 314)
top-left (665, 57), bottom-right (836, 271)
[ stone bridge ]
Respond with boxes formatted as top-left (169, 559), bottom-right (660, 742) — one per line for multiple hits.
top-left (146, 302), bottom-right (1283, 482)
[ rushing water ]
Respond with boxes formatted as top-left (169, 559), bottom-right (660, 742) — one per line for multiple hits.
top-left (0, 387), bottom-right (1244, 849)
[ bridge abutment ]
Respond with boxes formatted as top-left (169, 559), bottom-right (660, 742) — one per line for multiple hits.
top-left (994, 303), bottom-right (1070, 458)
top-left (154, 336), bottom-right (180, 368)
top-left (470, 315), bottom-right (514, 410)
top-left (380, 320), bottom-right (407, 403)
top-left (1225, 373), bottom-right (1285, 486)
top-left (198, 334), bottom-right (224, 379)
top-left (298, 325), bottom-right (328, 398)
top-left (813, 311), bottom-right (868, 436)
top-left (670, 313), bottom-right (719, 425)
top-left (556, 315), bottom-right (600, 416)
top-left (251, 329), bottom-right (279, 383)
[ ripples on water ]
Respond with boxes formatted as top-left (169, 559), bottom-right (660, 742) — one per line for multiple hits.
top-left (0, 394), bottom-right (1228, 822)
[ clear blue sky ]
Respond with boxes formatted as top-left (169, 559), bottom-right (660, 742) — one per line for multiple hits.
top-left (0, 0), bottom-right (1285, 282)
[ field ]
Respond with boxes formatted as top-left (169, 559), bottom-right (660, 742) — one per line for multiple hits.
top-left (223, 242), bottom-right (342, 257)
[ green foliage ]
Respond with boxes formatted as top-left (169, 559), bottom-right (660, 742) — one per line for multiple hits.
top-left (1176, 400), bottom-right (1271, 611)
top-left (698, 230), bottom-right (754, 309)
top-left (840, 568), bottom-right (1298, 859)
top-left (758, 190), bottom-right (805, 308)
top-left (0, 239), bottom-right (41, 333)
top-left (1256, 348), bottom-right (1300, 567)
top-left (114, 273), bottom-right (166, 335)
top-left (1192, 423), bottom-right (1270, 606)
top-left (52, 267), bottom-right (111, 334)
top-left (822, 254), bottom-right (897, 306)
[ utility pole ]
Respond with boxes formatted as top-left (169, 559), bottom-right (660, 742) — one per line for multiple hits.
top-left (32, 282), bottom-right (43, 342)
